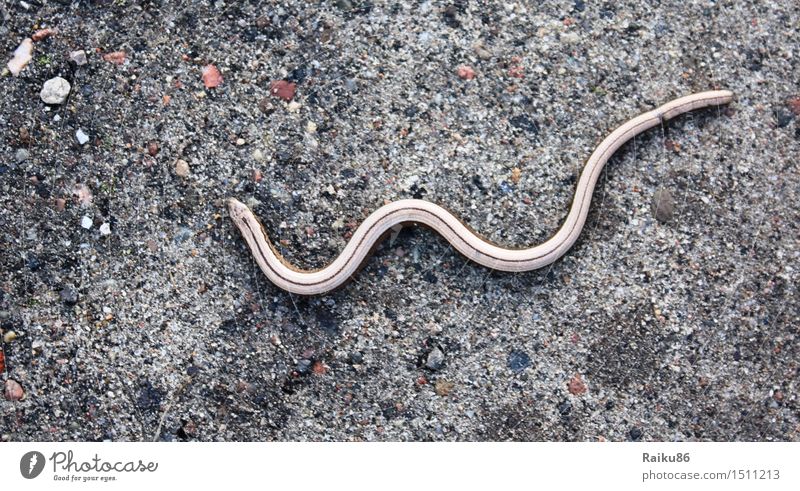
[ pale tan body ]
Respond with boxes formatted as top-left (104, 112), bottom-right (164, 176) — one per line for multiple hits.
top-left (228, 90), bottom-right (734, 295)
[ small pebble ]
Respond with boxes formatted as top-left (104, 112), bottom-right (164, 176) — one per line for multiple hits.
top-left (99, 223), bottom-right (111, 236)
top-left (75, 129), bottom-right (90, 145)
top-left (4, 379), bottom-right (24, 401)
top-left (775, 109), bottom-right (792, 128)
top-left (256, 15), bottom-right (270, 28)
top-left (69, 49), bottom-right (87, 65)
top-left (7, 38), bottom-right (33, 76)
top-left (81, 216), bottom-right (93, 229)
top-left (507, 349), bottom-right (531, 373)
top-left (3, 330), bottom-right (18, 343)
top-left (73, 183), bottom-right (93, 206)
top-left (295, 359), bottom-right (312, 375)
top-left (236, 138), bottom-right (246, 146)
top-left (568, 374), bottom-right (587, 395)
top-left (312, 361), bottom-right (327, 375)
top-left (18, 127), bottom-right (31, 144)
top-left (15, 148), bottom-right (29, 163)
top-left (652, 188), bottom-right (674, 223)
top-left (258, 98), bottom-right (275, 114)
top-left (175, 159), bottom-right (190, 177)
top-left (306, 121), bottom-right (317, 133)
top-left (270, 80), bottom-right (297, 101)
top-left (508, 65), bottom-right (525, 78)
top-left (786, 97), bottom-right (800, 115)
top-left (252, 149), bottom-right (264, 161)
top-left (425, 347), bottom-right (445, 370)
top-left (103, 51), bottom-right (126, 64)
top-left (60, 285), bottom-right (79, 305)
top-left (32, 28), bottom-right (57, 41)
top-left (457, 65), bottom-right (476, 80)
top-left (40, 76), bottom-right (71, 104)
top-left (202, 64), bottom-right (223, 88)
top-left (147, 140), bottom-right (160, 156)
top-left (434, 379), bottom-right (455, 396)
top-left (511, 167), bottom-right (522, 184)
top-left (55, 198), bottom-right (66, 211)
top-left (474, 45), bottom-right (492, 60)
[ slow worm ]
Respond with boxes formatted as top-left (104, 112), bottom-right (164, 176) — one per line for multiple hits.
top-left (228, 90), bottom-right (733, 295)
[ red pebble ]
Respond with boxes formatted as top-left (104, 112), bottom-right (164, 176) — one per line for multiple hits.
top-left (568, 374), bottom-right (587, 395)
top-left (103, 51), bottom-right (126, 64)
top-left (787, 97), bottom-right (800, 115)
top-left (508, 65), bottom-right (524, 78)
top-left (4, 379), bottom-right (23, 401)
top-left (32, 28), bottom-right (57, 41)
top-left (312, 361), bottom-right (327, 375)
top-left (270, 80), bottom-right (297, 101)
top-left (202, 64), bottom-right (223, 88)
top-left (457, 65), bottom-right (476, 80)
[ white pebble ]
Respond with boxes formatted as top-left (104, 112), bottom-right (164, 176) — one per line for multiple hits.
top-left (99, 223), bottom-right (111, 235)
top-left (81, 216), bottom-right (93, 229)
top-left (75, 129), bottom-right (89, 145)
top-left (7, 38), bottom-right (33, 76)
top-left (175, 159), bottom-right (190, 177)
top-left (69, 49), bottom-right (87, 66)
top-left (40, 76), bottom-right (71, 104)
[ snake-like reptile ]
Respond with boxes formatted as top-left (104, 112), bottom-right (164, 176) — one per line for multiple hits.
top-left (228, 90), bottom-right (733, 294)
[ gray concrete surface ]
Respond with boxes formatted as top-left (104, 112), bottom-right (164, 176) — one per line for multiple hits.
top-left (1, 0), bottom-right (797, 441)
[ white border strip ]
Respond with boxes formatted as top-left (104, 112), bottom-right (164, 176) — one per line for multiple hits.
top-left (1, 442), bottom-right (797, 490)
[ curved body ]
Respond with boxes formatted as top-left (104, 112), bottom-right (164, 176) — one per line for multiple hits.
top-left (228, 90), bottom-right (733, 295)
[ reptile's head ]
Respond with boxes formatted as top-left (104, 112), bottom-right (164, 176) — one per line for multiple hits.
top-left (226, 198), bottom-right (251, 225)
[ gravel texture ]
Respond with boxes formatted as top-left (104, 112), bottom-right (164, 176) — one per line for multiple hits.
top-left (1, 1), bottom-right (798, 442)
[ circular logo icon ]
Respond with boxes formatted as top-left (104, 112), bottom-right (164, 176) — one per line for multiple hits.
top-left (20, 451), bottom-right (46, 479)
